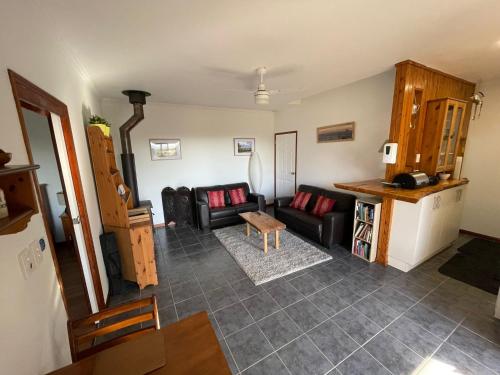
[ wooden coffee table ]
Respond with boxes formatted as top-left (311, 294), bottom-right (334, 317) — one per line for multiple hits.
top-left (239, 211), bottom-right (286, 254)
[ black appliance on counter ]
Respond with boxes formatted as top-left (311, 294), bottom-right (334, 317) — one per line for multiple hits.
top-left (390, 172), bottom-right (439, 189)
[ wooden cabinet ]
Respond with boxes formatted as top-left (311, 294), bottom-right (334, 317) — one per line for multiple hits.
top-left (0, 164), bottom-right (39, 235)
top-left (87, 126), bottom-right (157, 289)
top-left (421, 98), bottom-right (467, 176)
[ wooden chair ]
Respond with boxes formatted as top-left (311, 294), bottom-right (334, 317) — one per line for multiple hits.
top-left (67, 295), bottom-right (160, 362)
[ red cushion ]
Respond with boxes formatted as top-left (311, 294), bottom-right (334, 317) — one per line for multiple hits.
top-left (311, 195), bottom-right (336, 217)
top-left (289, 191), bottom-right (312, 211)
top-left (207, 190), bottom-right (225, 209)
top-left (228, 187), bottom-right (247, 206)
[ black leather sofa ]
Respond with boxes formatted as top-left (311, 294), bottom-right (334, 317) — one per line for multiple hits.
top-left (195, 182), bottom-right (266, 230)
top-left (274, 185), bottom-right (356, 249)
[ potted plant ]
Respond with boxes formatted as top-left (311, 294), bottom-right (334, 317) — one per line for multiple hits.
top-left (89, 115), bottom-right (111, 137)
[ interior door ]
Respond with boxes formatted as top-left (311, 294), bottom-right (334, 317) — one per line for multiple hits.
top-left (275, 132), bottom-right (297, 197)
top-left (50, 113), bottom-right (98, 312)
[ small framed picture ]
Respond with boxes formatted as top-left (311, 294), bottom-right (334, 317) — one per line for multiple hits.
top-left (149, 139), bottom-right (182, 160)
top-left (234, 138), bottom-right (255, 156)
top-left (317, 122), bottom-right (355, 143)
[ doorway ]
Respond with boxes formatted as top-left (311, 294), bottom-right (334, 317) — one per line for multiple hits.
top-left (275, 131), bottom-right (297, 197)
top-left (22, 108), bottom-right (91, 320)
top-left (9, 70), bottom-right (106, 314)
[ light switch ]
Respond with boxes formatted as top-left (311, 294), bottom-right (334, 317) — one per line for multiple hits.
top-left (30, 240), bottom-right (43, 266)
top-left (18, 247), bottom-right (36, 279)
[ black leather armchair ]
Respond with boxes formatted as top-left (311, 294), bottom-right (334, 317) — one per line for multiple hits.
top-left (274, 185), bottom-right (355, 249)
top-left (195, 182), bottom-right (266, 230)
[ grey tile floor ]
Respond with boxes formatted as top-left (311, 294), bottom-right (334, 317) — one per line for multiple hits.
top-left (109, 224), bottom-right (500, 375)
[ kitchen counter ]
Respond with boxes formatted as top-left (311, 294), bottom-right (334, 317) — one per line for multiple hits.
top-left (334, 178), bottom-right (469, 204)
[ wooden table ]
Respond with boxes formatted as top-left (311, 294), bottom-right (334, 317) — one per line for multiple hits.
top-left (239, 211), bottom-right (286, 254)
top-left (48, 312), bottom-right (231, 375)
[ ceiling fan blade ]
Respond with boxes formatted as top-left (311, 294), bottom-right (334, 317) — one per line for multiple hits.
top-left (266, 64), bottom-right (302, 78)
top-left (268, 87), bottom-right (305, 95)
top-left (223, 88), bottom-right (255, 93)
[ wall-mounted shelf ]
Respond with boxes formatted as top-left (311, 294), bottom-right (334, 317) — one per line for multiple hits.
top-left (0, 164), bottom-right (40, 235)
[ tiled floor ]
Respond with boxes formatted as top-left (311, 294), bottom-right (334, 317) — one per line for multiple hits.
top-left (108, 223), bottom-right (500, 375)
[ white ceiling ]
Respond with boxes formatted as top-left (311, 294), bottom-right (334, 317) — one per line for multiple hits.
top-left (40, 0), bottom-right (500, 110)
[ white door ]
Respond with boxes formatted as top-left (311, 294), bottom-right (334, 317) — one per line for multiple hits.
top-left (51, 113), bottom-right (98, 312)
top-left (275, 132), bottom-right (297, 197)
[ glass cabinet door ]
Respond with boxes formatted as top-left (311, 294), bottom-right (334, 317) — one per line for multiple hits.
top-left (446, 105), bottom-right (464, 169)
top-left (437, 103), bottom-right (455, 170)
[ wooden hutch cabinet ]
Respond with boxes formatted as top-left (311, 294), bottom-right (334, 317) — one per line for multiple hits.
top-left (420, 98), bottom-right (467, 176)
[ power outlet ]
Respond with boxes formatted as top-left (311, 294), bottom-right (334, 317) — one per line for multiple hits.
top-left (18, 247), bottom-right (36, 279)
top-left (30, 240), bottom-right (43, 266)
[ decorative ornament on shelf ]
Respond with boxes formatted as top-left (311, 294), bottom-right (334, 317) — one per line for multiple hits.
top-left (470, 91), bottom-right (485, 120)
top-left (88, 114), bottom-right (111, 137)
top-left (0, 149), bottom-right (12, 168)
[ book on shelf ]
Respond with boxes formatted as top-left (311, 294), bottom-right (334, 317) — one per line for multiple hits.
top-left (355, 202), bottom-right (374, 223)
top-left (353, 239), bottom-right (370, 259)
top-left (354, 221), bottom-right (372, 242)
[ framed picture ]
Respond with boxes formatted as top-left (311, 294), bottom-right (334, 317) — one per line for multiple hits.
top-left (233, 138), bottom-right (255, 156)
top-left (149, 139), bottom-right (182, 160)
top-left (317, 122), bottom-right (355, 143)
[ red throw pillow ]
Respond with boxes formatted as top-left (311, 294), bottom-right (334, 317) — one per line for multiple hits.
top-left (207, 190), bottom-right (225, 209)
top-left (289, 191), bottom-right (312, 211)
top-left (312, 195), bottom-right (336, 217)
top-left (228, 187), bottom-right (247, 206)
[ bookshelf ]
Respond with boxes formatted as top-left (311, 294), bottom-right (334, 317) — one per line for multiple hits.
top-left (352, 197), bottom-right (381, 262)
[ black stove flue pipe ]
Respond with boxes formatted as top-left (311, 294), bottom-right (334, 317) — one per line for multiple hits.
top-left (120, 90), bottom-right (151, 208)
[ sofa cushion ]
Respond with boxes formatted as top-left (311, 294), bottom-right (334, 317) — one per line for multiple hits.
top-left (290, 191), bottom-right (312, 211)
top-left (228, 187), bottom-right (247, 205)
top-left (277, 207), bottom-right (323, 241)
top-left (298, 184), bottom-right (355, 212)
top-left (312, 195), bottom-right (336, 218)
top-left (210, 206), bottom-right (237, 220)
top-left (208, 190), bottom-right (225, 209)
top-left (233, 202), bottom-right (259, 214)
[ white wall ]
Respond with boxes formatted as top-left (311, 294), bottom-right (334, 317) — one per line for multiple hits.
top-left (0, 2), bottom-right (108, 373)
top-left (274, 70), bottom-right (394, 190)
top-left (461, 78), bottom-right (500, 238)
top-left (102, 100), bottom-right (275, 225)
top-left (23, 109), bottom-right (66, 242)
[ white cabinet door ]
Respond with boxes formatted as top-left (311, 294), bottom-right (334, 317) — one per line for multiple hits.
top-left (415, 194), bottom-right (442, 263)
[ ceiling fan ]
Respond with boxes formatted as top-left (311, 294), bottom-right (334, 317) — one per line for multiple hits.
top-left (226, 66), bottom-right (302, 105)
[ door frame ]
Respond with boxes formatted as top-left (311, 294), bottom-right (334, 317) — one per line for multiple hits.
top-left (274, 131), bottom-right (298, 198)
top-left (8, 69), bottom-right (106, 310)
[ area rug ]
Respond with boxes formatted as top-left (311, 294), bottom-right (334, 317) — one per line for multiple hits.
top-left (438, 238), bottom-right (500, 294)
top-left (213, 224), bottom-right (332, 285)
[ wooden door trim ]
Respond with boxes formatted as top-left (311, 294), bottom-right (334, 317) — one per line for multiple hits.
top-left (274, 131), bottom-right (298, 198)
top-left (8, 69), bottom-right (106, 310)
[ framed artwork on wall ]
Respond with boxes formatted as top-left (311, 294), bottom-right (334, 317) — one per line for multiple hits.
top-left (149, 139), bottom-right (182, 160)
top-left (317, 122), bottom-right (355, 143)
top-left (233, 138), bottom-right (255, 156)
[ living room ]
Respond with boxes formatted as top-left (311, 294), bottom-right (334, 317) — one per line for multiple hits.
top-left (1, 1), bottom-right (500, 375)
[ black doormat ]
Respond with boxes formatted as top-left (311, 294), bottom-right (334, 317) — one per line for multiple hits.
top-left (438, 238), bottom-right (500, 295)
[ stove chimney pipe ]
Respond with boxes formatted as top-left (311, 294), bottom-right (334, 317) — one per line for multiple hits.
top-left (120, 90), bottom-right (151, 207)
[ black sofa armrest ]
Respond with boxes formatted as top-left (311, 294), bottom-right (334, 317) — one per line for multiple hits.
top-left (196, 201), bottom-right (210, 230)
top-left (248, 193), bottom-right (266, 211)
top-left (274, 196), bottom-right (293, 208)
top-left (321, 211), bottom-right (346, 249)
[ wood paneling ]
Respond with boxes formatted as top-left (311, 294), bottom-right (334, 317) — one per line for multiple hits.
top-left (375, 197), bottom-right (393, 265)
top-left (385, 60), bottom-right (476, 181)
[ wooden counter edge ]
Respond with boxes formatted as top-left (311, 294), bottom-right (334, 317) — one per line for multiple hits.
top-left (334, 178), bottom-right (469, 203)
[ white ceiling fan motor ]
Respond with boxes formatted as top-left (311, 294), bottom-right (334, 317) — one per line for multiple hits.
top-left (254, 67), bottom-right (271, 105)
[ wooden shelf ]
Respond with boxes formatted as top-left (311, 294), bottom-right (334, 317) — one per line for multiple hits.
top-left (0, 207), bottom-right (36, 235)
top-left (0, 164), bottom-right (39, 236)
top-left (352, 199), bottom-right (381, 262)
top-left (0, 164), bottom-right (39, 176)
